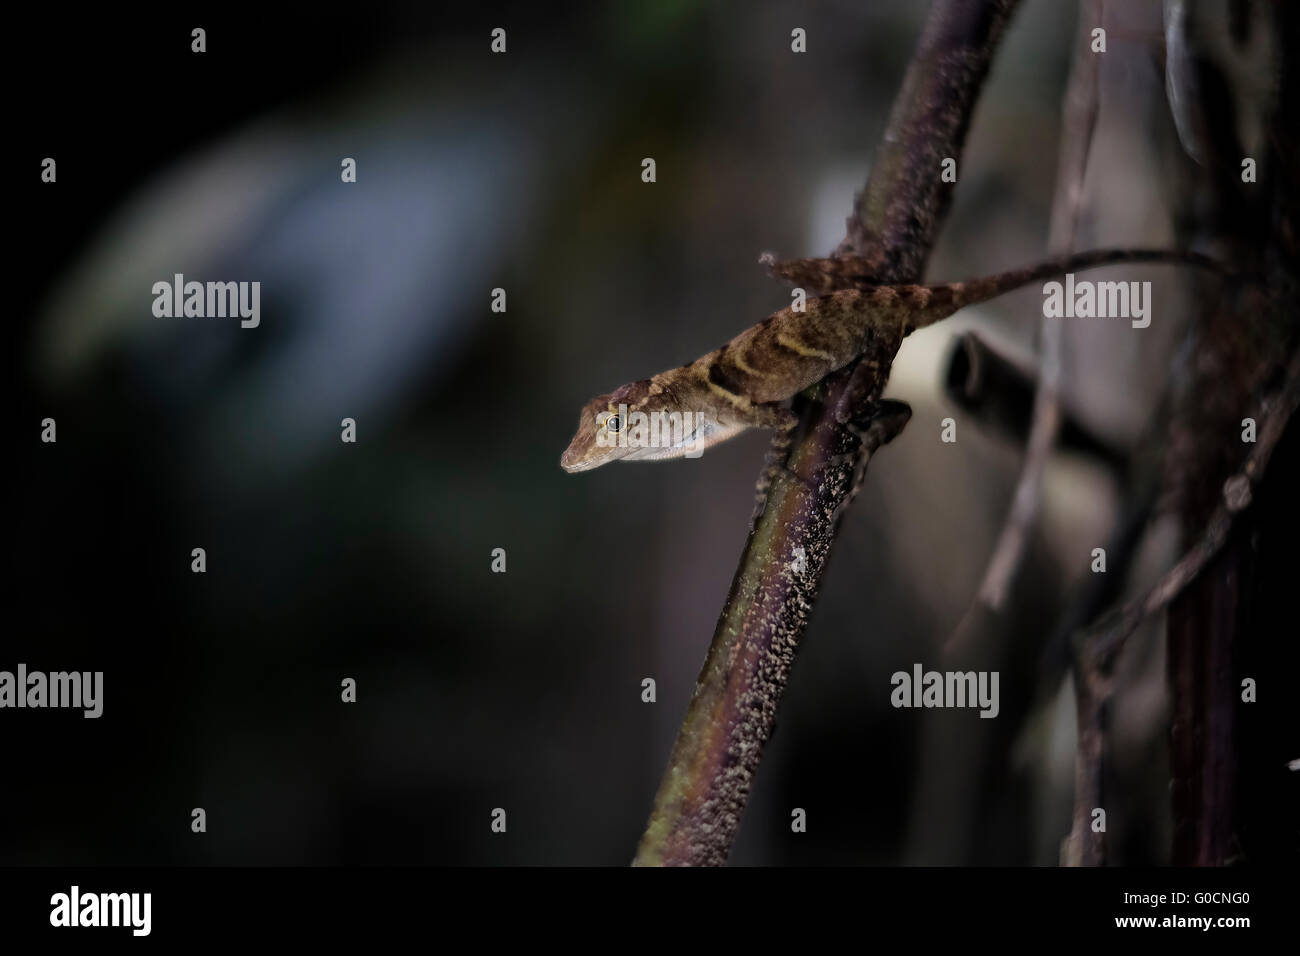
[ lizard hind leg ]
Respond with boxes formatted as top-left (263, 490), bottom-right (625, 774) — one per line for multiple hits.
top-left (761, 253), bottom-right (882, 295)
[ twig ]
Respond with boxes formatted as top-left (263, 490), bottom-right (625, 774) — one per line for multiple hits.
top-left (954, 0), bottom-right (1103, 632)
top-left (944, 330), bottom-right (1127, 470)
top-left (1081, 347), bottom-right (1300, 681)
top-left (1065, 346), bottom-right (1300, 865)
top-left (633, 0), bottom-right (1022, 866)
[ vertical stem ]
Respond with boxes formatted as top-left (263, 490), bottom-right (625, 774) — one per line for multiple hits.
top-left (634, 0), bottom-right (1022, 867)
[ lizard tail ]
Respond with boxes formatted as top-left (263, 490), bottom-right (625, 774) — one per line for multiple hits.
top-left (909, 247), bottom-right (1223, 330)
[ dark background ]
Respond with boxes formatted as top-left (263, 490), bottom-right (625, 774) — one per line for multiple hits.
top-left (6, 1), bottom-right (1293, 865)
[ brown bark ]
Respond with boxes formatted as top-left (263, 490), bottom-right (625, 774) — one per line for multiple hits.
top-left (634, 0), bottom-right (1023, 866)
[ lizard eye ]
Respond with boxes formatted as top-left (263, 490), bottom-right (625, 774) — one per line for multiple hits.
top-left (606, 415), bottom-right (622, 432)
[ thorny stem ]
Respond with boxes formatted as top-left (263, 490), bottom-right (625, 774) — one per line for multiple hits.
top-left (634, 0), bottom-right (1022, 867)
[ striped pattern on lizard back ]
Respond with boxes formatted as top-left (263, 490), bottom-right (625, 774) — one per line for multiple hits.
top-left (693, 287), bottom-right (919, 405)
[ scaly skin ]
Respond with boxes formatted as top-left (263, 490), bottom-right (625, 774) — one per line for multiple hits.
top-left (560, 248), bottom-right (1220, 472)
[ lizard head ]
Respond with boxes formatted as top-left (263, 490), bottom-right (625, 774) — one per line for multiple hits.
top-left (560, 379), bottom-right (655, 473)
top-left (562, 377), bottom-right (714, 473)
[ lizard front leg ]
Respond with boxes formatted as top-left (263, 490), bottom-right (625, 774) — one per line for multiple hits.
top-left (742, 400), bottom-right (800, 530)
top-left (842, 398), bottom-right (912, 450)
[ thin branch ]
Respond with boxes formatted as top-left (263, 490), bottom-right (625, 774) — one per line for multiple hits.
top-left (1065, 666), bottom-right (1107, 866)
top-left (944, 330), bottom-right (1128, 470)
top-left (1082, 347), bottom-right (1300, 682)
top-left (1065, 345), bottom-right (1300, 865)
top-left (956, 0), bottom-right (1103, 631)
top-left (633, 0), bottom-right (1022, 866)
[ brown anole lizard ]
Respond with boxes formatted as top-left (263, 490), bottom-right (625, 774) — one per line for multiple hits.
top-left (560, 248), bottom-right (1220, 472)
